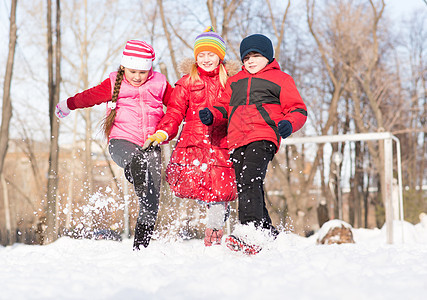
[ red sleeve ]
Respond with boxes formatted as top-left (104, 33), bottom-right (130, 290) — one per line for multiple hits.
top-left (156, 80), bottom-right (189, 141)
top-left (66, 78), bottom-right (112, 110)
top-left (211, 81), bottom-right (232, 127)
top-left (162, 82), bottom-right (173, 107)
top-left (280, 76), bottom-right (307, 133)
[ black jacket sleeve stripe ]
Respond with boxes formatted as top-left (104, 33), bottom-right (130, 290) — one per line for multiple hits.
top-left (257, 104), bottom-right (281, 145)
top-left (290, 108), bottom-right (308, 116)
top-left (213, 106), bottom-right (228, 119)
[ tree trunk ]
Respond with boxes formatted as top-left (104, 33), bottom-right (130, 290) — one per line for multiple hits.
top-left (45, 0), bottom-right (61, 243)
top-left (0, 0), bottom-right (17, 175)
top-left (84, 109), bottom-right (94, 196)
top-left (1, 174), bottom-right (11, 244)
top-left (0, 0), bottom-right (17, 246)
top-left (65, 114), bottom-right (78, 230)
top-left (82, 0), bottom-right (93, 197)
top-left (266, 0), bottom-right (290, 60)
top-left (353, 141), bottom-right (363, 227)
top-left (157, 0), bottom-right (180, 79)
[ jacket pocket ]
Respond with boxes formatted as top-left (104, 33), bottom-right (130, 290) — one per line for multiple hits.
top-left (189, 83), bottom-right (205, 104)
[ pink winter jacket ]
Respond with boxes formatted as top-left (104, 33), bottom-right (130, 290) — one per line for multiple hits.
top-left (66, 70), bottom-right (172, 147)
top-left (108, 71), bottom-right (168, 146)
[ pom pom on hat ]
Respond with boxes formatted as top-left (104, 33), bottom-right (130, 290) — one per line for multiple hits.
top-left (121, 40), bottom-right (155, 71)
top-left (194, 26), bottom-right (226, 61)
top-left (240, 34), bottom-right (274, 63)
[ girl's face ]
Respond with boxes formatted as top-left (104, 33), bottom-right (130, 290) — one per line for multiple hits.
top-left (243, 52), bottom-right (269, 74)
top-left (123, 67), bottom-right (150, 87)
top-left (196, 51), bottom-right (220, 72)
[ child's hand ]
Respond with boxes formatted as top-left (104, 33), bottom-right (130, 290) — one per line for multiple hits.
top-left (142, 130), bottom-right (168, 150)
top-left (199, 108), bottom-right (213, 125)
top-left (278, 120), bottom-right (293, 139)
top-left (55, 100), bottom-right (70, 118)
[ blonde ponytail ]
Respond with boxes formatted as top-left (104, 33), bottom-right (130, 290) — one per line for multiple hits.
top-left (218, 63), bottom-right (228, 88)
top-left (188, 62), bottom-right (200, 84)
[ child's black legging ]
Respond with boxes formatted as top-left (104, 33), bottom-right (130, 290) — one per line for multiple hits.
top-left (108, 138), bottom-right (161, 227)
top-left (231, 140), bottom-right (276, 230)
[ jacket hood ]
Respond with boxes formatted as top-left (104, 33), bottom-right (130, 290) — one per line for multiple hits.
top-left (178, 58), bottom-right (241, 77)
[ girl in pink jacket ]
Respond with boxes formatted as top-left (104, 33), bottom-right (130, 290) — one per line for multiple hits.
top-left (143, 27), bottom-right (239, 246)
top-left (55, 40), bottom-right (173, 250)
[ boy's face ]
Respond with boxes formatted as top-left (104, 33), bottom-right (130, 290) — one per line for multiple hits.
top-left (243, 52), bottom-right (269, 74)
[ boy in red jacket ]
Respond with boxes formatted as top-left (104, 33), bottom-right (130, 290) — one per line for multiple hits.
top-left (199, 34), bottom-right (307, 254)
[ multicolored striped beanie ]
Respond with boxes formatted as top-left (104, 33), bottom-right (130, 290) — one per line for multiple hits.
top-left (121, 40), bottom-right (155, 70)
top-left (194, 26), bottom-right (226, 61)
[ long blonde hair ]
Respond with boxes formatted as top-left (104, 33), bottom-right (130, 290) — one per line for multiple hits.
top-left (102, 66), bottom-right (125, 139)
top-left (188, 62), bottom-right (228, 87)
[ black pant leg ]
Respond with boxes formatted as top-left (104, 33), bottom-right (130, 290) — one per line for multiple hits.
top-left (231, 141), bottom-right (276, 228)
top-left (108, 139), bottom-right (161, 227)
top-left (137, 147), bottom-right (161, 226)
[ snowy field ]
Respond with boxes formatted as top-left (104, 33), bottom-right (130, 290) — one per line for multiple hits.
top-left (1, 220), bottom-right (427, 300)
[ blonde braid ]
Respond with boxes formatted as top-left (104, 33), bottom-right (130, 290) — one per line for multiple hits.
top-left (102, 67), bottom-right (125, 139)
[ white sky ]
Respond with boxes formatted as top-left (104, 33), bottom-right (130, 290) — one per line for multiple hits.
top-left (1, 1), bottom-right (426, 34)
top-left (387, 0), bottom-right (426, 18)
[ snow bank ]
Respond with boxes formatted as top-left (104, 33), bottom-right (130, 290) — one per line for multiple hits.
top-left (1, 222), bottom-right (426, 300)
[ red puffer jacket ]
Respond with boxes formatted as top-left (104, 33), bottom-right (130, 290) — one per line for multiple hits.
top-left (156, 59), bottom-right (240, 203)
top-left (212, 59), bottom-right (307, 152)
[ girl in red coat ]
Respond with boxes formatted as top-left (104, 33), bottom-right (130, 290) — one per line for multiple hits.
top-left (143, 27), bottom-right (239, 246)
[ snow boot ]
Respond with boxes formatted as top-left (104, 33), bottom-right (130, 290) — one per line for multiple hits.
top-left (204, 228), bottom-right (223, 246)
top-left (133, 223), bottom-right (154, 250)
top-left (225, 235), bottom-right (262, 255)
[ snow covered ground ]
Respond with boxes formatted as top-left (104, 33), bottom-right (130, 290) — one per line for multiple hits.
top-left (1, 220), bottom-right (427, 300)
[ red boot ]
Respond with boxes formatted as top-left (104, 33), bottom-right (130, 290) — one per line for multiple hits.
top-left (204, 228), bottom-right (223, 246)
top-left (225, 235), bottom-right (262, 255)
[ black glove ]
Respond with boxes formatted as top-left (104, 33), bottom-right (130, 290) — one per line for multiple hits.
top-left (277, 120), bottom-right (293, 139)
top-left (199, 108), bottom-right (213, 125)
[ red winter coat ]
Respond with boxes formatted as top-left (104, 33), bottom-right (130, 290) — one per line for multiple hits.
top-left (212, 59), bottom-right (307, 152)
top-left (156, 59), bottom-right (240, 203)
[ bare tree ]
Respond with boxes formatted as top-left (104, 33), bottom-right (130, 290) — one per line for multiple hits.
top-left (343, 1), bottom-right (395, 224)
top-left (403, 10), bottom-right (427, 192)
top-left (0, 0), bottom-right (18, 245)
top-left (266, 0), bottom-right (290, 60)
top-left (157, 0), bottom-right (180, 79)
top-left (45, 0), bottom-right (61, 243)
top-left (206, 0), bottom-right (243, 41)
top-left (271, 0), bottom-right (353, 232)
top-left (82, 0), bottom-right (94, 197)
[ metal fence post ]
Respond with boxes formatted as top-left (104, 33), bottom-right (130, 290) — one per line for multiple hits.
top-left (384, 137), bottom-right (394, 244)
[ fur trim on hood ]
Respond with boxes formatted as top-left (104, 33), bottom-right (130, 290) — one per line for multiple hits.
top-left (178, 58), bottom-right (241, 77)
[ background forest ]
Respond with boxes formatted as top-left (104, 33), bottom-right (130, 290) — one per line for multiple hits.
top-left (0, 0), bottom-right (426, 246)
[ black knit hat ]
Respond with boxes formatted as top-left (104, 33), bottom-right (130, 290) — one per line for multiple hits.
top-left (240, 34), bottom-right (274, 63)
